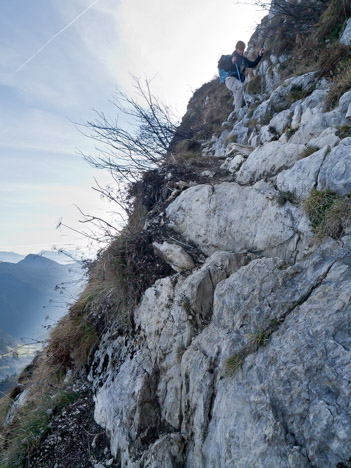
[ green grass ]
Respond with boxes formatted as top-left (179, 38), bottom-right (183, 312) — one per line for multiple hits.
top-left (337, 125), bottom-right (351, 139)
top-left (287, 84), bottom-right (305, 103)
top-left (299, 146), bottom-right (319, 159)
top-left (226, 134), bottom-right (238, 144)
top-left (286, 126), bottom-right (298, 139)
top-left (253, 330), bottom-right (269, 347)
top-left (304, 190), bottom-right (351, 239)
top-left (277, 191), bottom-right (296, 206)
top-left (182, 297), bottom-right (192, 315)
top-left (225, 354), bottom-right (244, 376)
top-left (176, 345), bottom-right (186, 363)
top-left (324, 55), bottom-right (351, 111)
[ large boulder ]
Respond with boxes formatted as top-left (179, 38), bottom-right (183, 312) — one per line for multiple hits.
top-left (166, 180), bottom-right (311, 261)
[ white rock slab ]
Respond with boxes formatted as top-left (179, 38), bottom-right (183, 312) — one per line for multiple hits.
top-left (268, 108), bottom-right (292, 134)
top-left (236, 141), bottom-right (306, 184)
top-left (291, 101), bottom-right (302, 129)
top-left (309, 127), bottom-right (340, 149)
top-left (181, 251), bottom-right (351, 468)
top-left (317, 138), bottom-right (351, 196)
top-left (166, 180), bottom-right (310, 261)
top-left (276, 146), bottom-right (330, 199)
top-left (289, 104), bottom-right (327, 145)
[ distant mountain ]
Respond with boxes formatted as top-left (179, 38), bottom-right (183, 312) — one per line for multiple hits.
top-left (0, 252), bottom-right (25, 263)
top-left (0, 250), bottom-right (87, 265)
top-left (38, 250), bottom-right (85, 265)
top-left (0, 254), bottom-right (84, 340)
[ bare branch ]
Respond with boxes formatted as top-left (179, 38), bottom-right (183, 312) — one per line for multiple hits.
top-left (236, 0), bottom-right (329, 39)
top-left (75, 75), bottom-right (184, 181)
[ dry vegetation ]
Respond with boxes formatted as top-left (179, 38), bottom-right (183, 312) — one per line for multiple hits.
top-left (0, 177), bottom-right (174, 465)
top-left (168, 79), bottom-right (233, 155)
top-left (2, 1), bottom-right (351, 464)
top-left (304, 190), bottom-right (351, 240)
top-left (256, 0), bottom-right (351, 110)
top-left (0, 354), bottom-right (79, 467)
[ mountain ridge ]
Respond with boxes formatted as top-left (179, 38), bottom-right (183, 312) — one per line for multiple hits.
top-left (1, 2), bottom-right (351, 466)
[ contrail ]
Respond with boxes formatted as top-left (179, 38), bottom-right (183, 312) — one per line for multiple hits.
top-left (9, 0), bottom-right (102, 79)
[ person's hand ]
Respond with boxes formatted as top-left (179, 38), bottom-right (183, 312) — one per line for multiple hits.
top-left (259, 48), bottom-right (264, 56)
top-left (231, 56), bottom-right (236, 64)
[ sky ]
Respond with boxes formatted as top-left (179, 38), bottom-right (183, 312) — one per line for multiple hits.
top-left (0, 0), bottom-right (266, 256)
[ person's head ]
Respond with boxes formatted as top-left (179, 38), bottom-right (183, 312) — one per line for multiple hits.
top-left (235, 40), bottom-right (246, 56)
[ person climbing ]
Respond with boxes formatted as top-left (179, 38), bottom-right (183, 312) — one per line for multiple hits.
top-left (220, 41), bottom-right (264, 112)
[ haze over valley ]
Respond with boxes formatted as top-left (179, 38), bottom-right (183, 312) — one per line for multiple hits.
top-left (0, 252), bottom-right (84, 386)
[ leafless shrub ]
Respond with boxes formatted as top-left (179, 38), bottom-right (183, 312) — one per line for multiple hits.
top-left (76, 75), bottom-right (186, 183)
top-left (237, 0), bottom-right (328, 38)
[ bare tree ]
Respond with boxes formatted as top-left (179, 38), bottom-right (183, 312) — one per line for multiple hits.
top-left (63, 76), bottom-right (192, 248)
top-left (77, 75), bottom-right (185, 183)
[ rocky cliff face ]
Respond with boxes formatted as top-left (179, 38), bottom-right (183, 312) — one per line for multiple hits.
top-left (87, 30), bottom-right (351, 468)
top-left (2, 4), bottom-right (351, 468)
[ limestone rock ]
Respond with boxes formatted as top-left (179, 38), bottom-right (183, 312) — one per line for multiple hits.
top-left (81, 32), bottom-right (351, 468)
top-left (317, 138), bottom-right (351, 196)
top-left (91, 251), bottom-right (251, 462)
top-left (340, 18), bottom-right (351, 47)
top-left (220, 154), bottom-right (245, 173)
top-left (276, 146), bottom-right (330, 200)
top-left (259, 125), bottom-right (277, 144)
top-left (166, 180), bottom-right (311, 261)
top-left (308, 127), bottom-right (340, 149)
top-left (236, 141), bottom-right (306, 184)
top-left (5, 388), bottom-right (30, 426)
top-left (228, 143), bottom-right (253, 157)
top-left (289, 91), bottom-right (329, 145)
top-left (153, 241), bottom-right (195, 272)
top-left (200, 170), bottom-right (215, 178)
top-left (136, 433), bottom-right (185, 468)
top-left (267, 108), bottom-right (292, 135)
top-left (291, 101), bottom-right (302, 129)
top-left (324, 90), bottom-right (351, 127)
top-left (252, 72), bottom-right (317, 126)
top-left (205, 254), bottom-right (351, 468)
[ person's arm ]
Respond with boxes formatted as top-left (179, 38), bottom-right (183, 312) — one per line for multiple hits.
top-left (245, 48), bottom-right (264, 68)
